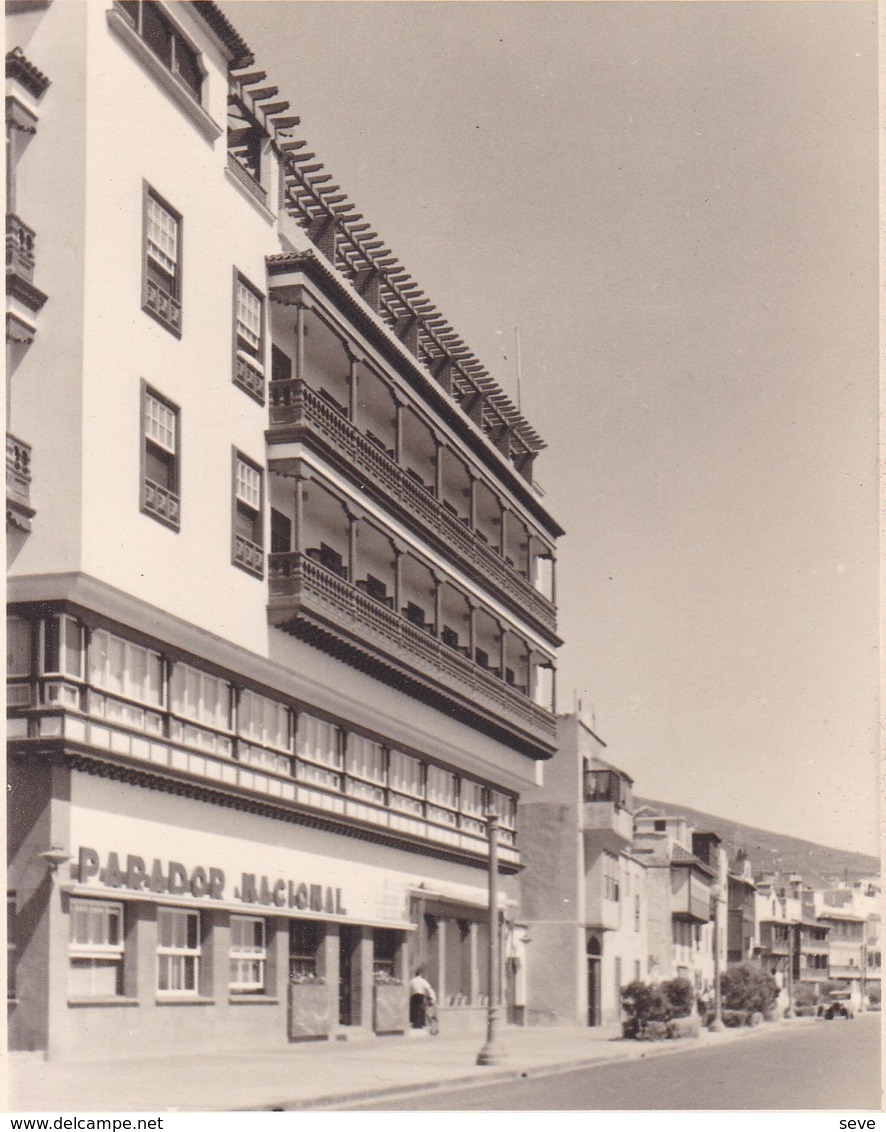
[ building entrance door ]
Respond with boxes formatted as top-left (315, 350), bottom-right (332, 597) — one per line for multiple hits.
top-left (587, 936), bottom-right (602, 1026)
top-left (339, 925), bottom-right (356, 1025)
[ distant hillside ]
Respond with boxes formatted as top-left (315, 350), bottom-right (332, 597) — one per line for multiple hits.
top-left (634, 797), bottom-right (880, 889)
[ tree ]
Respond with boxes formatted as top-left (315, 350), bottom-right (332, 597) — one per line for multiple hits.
top-left (720, 961), bottom-right (779, 1014)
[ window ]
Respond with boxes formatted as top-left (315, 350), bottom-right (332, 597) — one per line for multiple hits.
top-left (233, 273), bottom-right (265, 402)
top-left (603, 852), bottom-right (620, 902)
top-left (426, 764), bottom-right (458, 827)
top-left (346, 733), bottom-right (386, 803)
top-left (7, 618), bottom-right (31, 677)
top-left (232, 452), bottom-right (263, 576)
top-left (89, 628), bottom-right (163, 711)
top-left (297, 712), bottom-right (343, 790)
top-left (238, 689), bottom-right (292, 775)
top-left (289, 920), bottom-right (323, 981)
top-left (142, 186), bottom-right (182, 335)
top-left (229, 915), bottom-right (266, 994)
top-left (69, 899), bottom-right (124, 998)
top-left (271, 345), bottom-right (292, 384)
top-left (142, 386), bottom-right (180, 528)
top-left (42, 614), bottom-right (84, 679)
top-left (118, 2), bottom-right (203, 99)
top-left (634, 894), bottom-right (641, 931)
top-left (388, 749), bottom-right (424, 815)
top-left (169, 662), bottom-right (233, 756)
top-left (157, 908), bottom-right (200, 995)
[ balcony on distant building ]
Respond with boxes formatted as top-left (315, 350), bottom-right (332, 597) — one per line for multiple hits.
top-left (582, 767), bottom-right (634, 851)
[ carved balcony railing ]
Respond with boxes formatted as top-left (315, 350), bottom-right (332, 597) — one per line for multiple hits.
top-left (6, 214), bottom-right (36, 281)
top-left (143, 479), bottom-right (180, 528)
top-left (144, 276), bottom-right (182, 336)
top-left (235, 351), bottom-right (265, 402)
top-left (268, 551), bottom-right (556, 754)
top-left (6, 432), bottom-right (34, 531)
top-left (234, 532), bottom-right (264, 576)
top-left (268, 378), bottom-right (557, 636)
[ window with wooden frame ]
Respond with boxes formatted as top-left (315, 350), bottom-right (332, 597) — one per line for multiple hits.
top-left (233, 272), bottom-right (265, 402)
top-left (142, 185), bottom-right (182, 336)
top-left (229, 915), bottom-right (266, 995)
top-left (232, 451), bottom-right (263, 577)
top-left (157, 907), bottom-right (201, 995)
top-left (141, 385), bottom-right (180, 529)
top-left (117, 2), bottom-right (203, 100)
top-left (69, 899), bottom-right (125, 999)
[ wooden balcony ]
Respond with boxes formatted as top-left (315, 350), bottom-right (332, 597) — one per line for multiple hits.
top-left (268, 551), bottom-right (557, 758)
top-left (268, 378), bottom-right (558, 638)
top-left (6, 214), bottom-right (35, 281)
top-left (6, 433), bottom-right (34, 532)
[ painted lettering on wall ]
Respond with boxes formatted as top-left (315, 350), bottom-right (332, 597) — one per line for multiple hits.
top-left (75, 847), bottom-right (347, 915)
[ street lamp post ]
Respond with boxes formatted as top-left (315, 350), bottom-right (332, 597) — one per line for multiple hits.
top-left (784, 923), bottom-right (795, 1019)
top-left (477, 811), bottom-right (505, 1066)
top-left (709, 883), bottom-right (725, 1031)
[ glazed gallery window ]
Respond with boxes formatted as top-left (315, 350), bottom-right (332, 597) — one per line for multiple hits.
top-left (297, 712), bottom-right (342, 790)
top-left (229, 915), bottom-right (266, 994)
top-left (388, 748), bottom-right (424, 816)
top-left (142, 187), bottom-right (183, 335)
top-left (6, 617), bottom-right (31, 677)
top-left (233, 273), bottom-right (265, 401)
top-left (237, 688), bottom-right (293, 776)
top-left (169, 661), bottom-right (233, 757)
top-left (157, 908), bottom-right (201, 995)
top-left (426, 764), bottom-right (458, 827)
top-left (346, 732), bottom-right (386, 804)
top-left (118, 2), bottom-right (203, 99)
top-left (69, 900), bottom-right (124, 998)
top-left (232, 453), bottom-right (264, 577)
top-left (141, 386), bottom-right (181, 528)
top-left (603, 852), bottom-right (620, 902)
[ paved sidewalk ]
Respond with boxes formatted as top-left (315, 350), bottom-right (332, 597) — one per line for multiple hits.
top-left (8, 1017), bottom-right (815, 1113)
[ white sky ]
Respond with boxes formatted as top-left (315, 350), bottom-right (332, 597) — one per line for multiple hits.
top-left (218, 1), bottom-right (879, 856)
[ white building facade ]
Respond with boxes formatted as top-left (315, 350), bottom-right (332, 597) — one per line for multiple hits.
top-left (6, 0), bottom-right (562, 1061)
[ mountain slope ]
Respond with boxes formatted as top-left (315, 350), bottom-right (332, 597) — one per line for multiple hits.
top-left (634, 796), bottom-right (879, 888)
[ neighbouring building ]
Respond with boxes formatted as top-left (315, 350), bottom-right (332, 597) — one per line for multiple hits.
top-left (518, 714), bottom-right (648, 1026)
top-left (632, 809), bottom-right (721, 995)
top-left (6, 0), bottom-right (563, 1061)
top-left (726, 850), bottom-right (757, 965)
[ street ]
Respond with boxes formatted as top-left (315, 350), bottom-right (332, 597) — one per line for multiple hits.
top-left (351, 1013), bottom-right (882, 1111)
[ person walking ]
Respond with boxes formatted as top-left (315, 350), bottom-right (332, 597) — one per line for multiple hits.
top-left (409, 966), bottom-right (436, 1029)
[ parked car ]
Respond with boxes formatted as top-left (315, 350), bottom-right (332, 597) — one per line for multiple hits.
top-left (817, 990), bottom-right (855, 1020)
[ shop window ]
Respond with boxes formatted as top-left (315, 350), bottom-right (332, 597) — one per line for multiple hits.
top-left (117, 3), bottom-right (203, 100)
top-left (141, 385), bottom-right (180, 528)
top-left (346, 733), bottom-right (386, 804)
top-left (169, 661), bottom-right (233, 756)
top-left (69, 899), bottom-right (124, 998)
top-left (233, 272), bottom-right (265, 402)
top-left (373, 929), bottom-right (399, 980)
top-left (297, 712), bottom-right (343, 791)
top-left (289, 920), bottom-right (323, 981)
top-left (232, 452), bottom-right (264, 577)
top-left (142, 185), bottom-right (183, 336)
top-left (229, 915), bottom-right (266, 994)
top-left (157, 908), bottom-right (201, 995)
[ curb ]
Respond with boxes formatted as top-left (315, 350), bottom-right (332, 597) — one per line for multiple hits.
top-left (255, 1018), bottom-right (805, 1111)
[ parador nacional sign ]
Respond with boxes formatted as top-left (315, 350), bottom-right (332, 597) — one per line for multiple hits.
top-left (75, 847), bottom-right (348, 915)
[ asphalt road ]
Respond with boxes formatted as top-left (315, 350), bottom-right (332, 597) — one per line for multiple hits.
top-left (352, 1012), bottom-right (882, 1111)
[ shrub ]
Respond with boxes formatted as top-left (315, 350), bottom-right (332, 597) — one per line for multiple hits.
top-left (748, 1011), bottom-right (763, 1027)
top-left (794, 1004), bottom-right (817, 1017)
top-left (621, 977), bottom-right (697, 1040)
top-left (667, 1015), bottom-right (700, 1040)
top-left (661, 977), bottom-right (694, 1018)
top-left (720, 961), bottom-right (779, 1015)
top-left (721, 1009), bottom-right (748, 1027)
top-left (867, 984), bottom-right (881, 1007)
top-left (794, 983), bottom-right (818, 1008)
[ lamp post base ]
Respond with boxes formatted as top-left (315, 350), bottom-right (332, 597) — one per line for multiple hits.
top-left (708, 1015), bottom-right (726, 1032)
top-left (476, 1040), bottom-right (507, 1066)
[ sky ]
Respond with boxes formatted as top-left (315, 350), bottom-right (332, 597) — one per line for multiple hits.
top-left (218, 1), bottom-right (879, 857)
